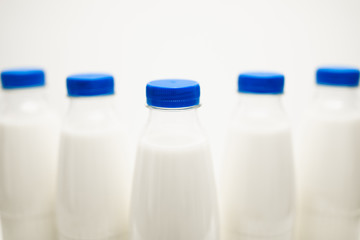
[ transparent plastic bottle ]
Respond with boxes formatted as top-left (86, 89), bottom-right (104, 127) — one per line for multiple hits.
top-left (57, 74), bottom-right (130, 240)
top-left (0, 68), bottom-right (60, 240)
top-left (221, 73), bottom-right (295, 240)
top-left (295, 67), bottom-right (360, 240)
top-left (131, 80), bottom-right (219, 240)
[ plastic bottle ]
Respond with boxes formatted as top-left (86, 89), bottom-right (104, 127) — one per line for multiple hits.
top-left (221, 72), bottom-right (295, 240)
top-left (57, 74), bottom-right (130, 240)
top-left (0, 68), bottom-right (60, 240)
top-left (131, 79), bottom-right (219, 240)
top-left (295, 67), bottom-right (360, 240)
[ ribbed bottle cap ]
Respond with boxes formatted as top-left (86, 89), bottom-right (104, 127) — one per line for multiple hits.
top-left (238, 72), bottom-right (285, 94)
top-left (316, 66), bottom-right (360, 87)
top-left (66, 73), bottom-right (114, 97)
top-left (146, 79), bottom-right (200, 108)
top-left (1, 68), bottom-right (45, 89)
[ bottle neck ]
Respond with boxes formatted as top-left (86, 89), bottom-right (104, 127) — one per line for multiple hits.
top-left (237, 93), bottom-right (284, 112)
top-left (144, 105), bottom-right (205, 138)
top-left (63, 95), bottom-right (119, 132)
top-left (68, 95), bottom-right (115, 113)
top-left (142, 106), bottom-right (205, 144)
top-left (2, 87), bottom-right (47, 104)
top-left (147, 106), bottom-right (200, 126)
top-left (0, 87), bottom-right (51, 117)
top-left (314, 85), bottom-right (358, 104)
top-left (233, 93), bottom-right (288, 128)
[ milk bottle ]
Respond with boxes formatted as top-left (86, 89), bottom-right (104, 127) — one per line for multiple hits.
top-left (295, 67), bottom-right (360, 240)
top-left (221, 72), bottom-right (295, 240)
top-left (131, 79), bottom-right (219, 240)
top-left (57, 74), bottom-right (130, 240)
top-left (0, 68), bottom-right (60, 240)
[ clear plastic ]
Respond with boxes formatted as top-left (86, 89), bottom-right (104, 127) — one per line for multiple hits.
top-left (0, 87), bottom-right (60, 240)
top-left (295, 85), bottom-right (360, 240)
top-left (131, 106), bottom-right (219, 240)
top-left (56, 95), bottom-right (131, 240)
top-left (221, 93), bottom-right (295, 240)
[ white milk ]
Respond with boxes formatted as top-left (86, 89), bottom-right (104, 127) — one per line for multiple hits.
top-left (57, 128), bottom-right (129, 240)
top-left (0, 90), bottom-right (60, 240)
top-left (222, 126), bottom-right (294, 240)
top-left (295, 86), bottom-right (360, 240)
top-left (131, 134), bottom-right (218, 240)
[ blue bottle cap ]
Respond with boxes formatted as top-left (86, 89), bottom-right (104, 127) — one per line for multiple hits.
top-left (146, 79), bottom-right (200, 108)
top-left (67, 73), bottom-right (114, 97)
top-left (1, 68), bottom-right (45, 89)
top-left (316, 66), bottom-right (360, 87)
top-left (238, 72), bottom-right (285, 94)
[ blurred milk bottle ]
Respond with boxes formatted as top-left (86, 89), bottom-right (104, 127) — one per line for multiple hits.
top-left (295, 67), bottom-right (360, 240)
top-left (0, 68), bottom-right (60, 240)
top-left (221, 72), bottom-right (295, 240)
top-left (131, 80), bottom-right (219, 240)
top-left (57, 74), bottom-right (130, 240)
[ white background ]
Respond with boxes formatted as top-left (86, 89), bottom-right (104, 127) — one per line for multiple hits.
top-left (0, 0), bottom-right (360, 173)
